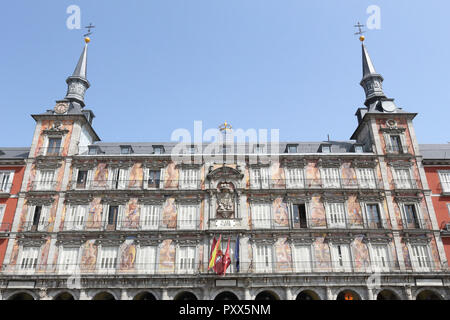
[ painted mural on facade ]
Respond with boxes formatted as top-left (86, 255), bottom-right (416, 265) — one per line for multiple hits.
top-left (275, 237), bottom-right (292, 272)
top-left (128, 163), bottom-right (143, 189)
top-left (341, 162), bottom-right (357, 187)
top-left (164, 162), bottom-right (179, 189)
top-left (92, 163), bottom-right (108, 188)
top-left (162, 197), bottom-right (177, 229)
top-left (37, 238), bottom-right (51, 273)
top-left (305, 161), bottom-right (320, 187)
top-left (273, 197), bottom-right (289, 228)
top-left (122, 198), bottom-right (140, 229)
top-left (271, 162), bottom-right (285, 188)
top-left (119, 240), bottom-right (136, 272)
top-left (80, 239), bottom-right (97, 272)
top-left (347, 195), bottom-right (363, 227)
top-left (158, 239), bottom-right (175, 273)
top-left (314, 237), bottom-right (331, 271)
top-left (86, 197), bottom-right (103, 229)
top-left (352, 236), bottom-right (370, 271)
top-left (310, 195), bottom-right (326, 227)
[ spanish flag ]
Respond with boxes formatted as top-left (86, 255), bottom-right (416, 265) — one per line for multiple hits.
top-left (208, 235), bottom-right (221, 270)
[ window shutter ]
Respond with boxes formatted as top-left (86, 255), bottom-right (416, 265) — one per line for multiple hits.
top-left (294, 246), bottom-right (312, 272)
top-left (138, 246), bottom-right (156, 274)
top-left (38, 206), bottom-right (49, 231)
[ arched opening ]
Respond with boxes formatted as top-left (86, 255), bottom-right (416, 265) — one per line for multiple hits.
top-left (8, 292), bottom-right (35, 300)
top-left (133, 292), bottom-right (157, 300)
top-left (377, 290), bottom-right (400, 300)
top-left (416, 290), bottom-right (442, 300)
top-left (255, 291), bottom-right (279, 301)
top-left (54, 292), bottom-right (75, 300)
top-left (92, 292), bottom-right (116, 300)
top-left (336, 290), bottom-right (361, 301)
top-left (296, 290), bottom-right (321, 301)
top-left (174, 291), bottom-right (198, 301)
top-left (214, 291), bottom-right (239, 300)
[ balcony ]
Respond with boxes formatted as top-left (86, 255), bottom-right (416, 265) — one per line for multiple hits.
top-left (399, 218), bottom-right (429, 230)
top-left (20, 221), bottom-right (52, 232)
top-left (392, 179), bottom-right (419, 190)
top-left (1, 259), bottom-right (443, 276)
top-left (30, 181), bottom-right (57, 191)
top-left (36, 147), bottom-right (63, 157)
top-left (249, 178), bottom-right (383, 191)
top-left (386, 145), bottom-right (411, 156)
top-left (68, 179), bottom-right (201, 191)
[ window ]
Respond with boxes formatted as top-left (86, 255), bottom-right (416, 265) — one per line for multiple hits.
top-left (153, 145), bottom-right (164, 154)
top-left (0, 171), bottom-right (14, 193)
top-left (146, 169), bottom-right (161, 189)
top-left (326, 202), bottom-right (346, 228)
top-left (19, 247), bottom-right (39, 273)
top-left (47, 137), bottom-right (62, 155)
top-left (402, 204), bottom-right (420, 229)
top-left (287, 145), bottom-right (298, 153)
top-left (292, 204), bottom-right (308, 229)
top-left (371, 245), bottom-right (390, 272)
top-left (410, 245), bottom-right (431, 272)
top-left (186, 145), bottom-right (196, 154)
top-left (98, 247), bottom-right (118, 273)
top-left (76, 170), bottom-right (89, 189)
top-left (285, 167), bottom-right (304, 188)
top-left (120, 145), bottom-right (133, 154)
top-left (107, 205), bottom-right (119, 230)
top-left (110, 168), bottom-right (128, 189)
top-left (438, 171), bottom-right (450, 193)
top-left (65, 205), bottom-right (87, 231)
top-left (88, 146), bottom-right (99, 155)
top-left (356, 168), bottom-right (376, 189)
top-left (0, 204), bottom-right (5, 230)
top-left (37, 170), bottom-right (55, 190)
top-left (354, 145), bottom-right (364, 153)
top-left (180, 168), bottom-right (199, 189)
top-left (254, 244), bottom-right (273, 273)
top-left (365, 204), bottom-right (382, 229)
top-left (252, 203), bottom-right (271, 229)
top-left (250, 167), bottom-right (270, 189)
top-left (58, 247), bottom-right (79, 274)
top-left (177, 246), bottom-right (195, 274)
top-left (394, 168), bottom-right (414, 189)
top-left (178, 204), bottom-right (197, 230)
top-left (389, 135), bottom-right (402, 153)
top-left (140, 204), bottom-right (161, 230)
top-left (331, 244), bottom-right (352, 272)
top-left (293, 245), bottom-right (312, 272)
top-left (30, 205), bottom-right (49, 232)
top-left (137, 246), bottom-right (157, 274)
top-left (321, 144), bottom-right (331, 153)
top-left (254, 145), bottom-right (265, 154)
top-left (321, 168), bottom-right (340, 188)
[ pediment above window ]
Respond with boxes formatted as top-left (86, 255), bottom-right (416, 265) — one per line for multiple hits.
top-left (206, 165), bottom-right (244, 180)
top-left (317, 158), bottom-right (341, 168)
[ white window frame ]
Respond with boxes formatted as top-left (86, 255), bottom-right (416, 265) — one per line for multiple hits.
top-left (0, 204), bottom-right (6, 227)
top-left (36, 169), bottom-right (55, 191)
top-left (97, 246), bottom-right (118, 274)
top-left (179, 168), bottom-right (199, 190)
top-left (176, 245), bottom-right (196, 274)
top-left (321, 167), bottom-right (341, 188)
top-left (177, 203), bottom-right (198, 230)
top-left (325, 202), bottom-right (347, 228)
top-left (363, 203), bottom-right (384, 229)
top-left (137, 245), bottom-right (157, 274)
top-left (65, 204), bottom-right (87, 231)
top-left (27, 205), bottom-right (50, 231)
top-left (140, 204), bottom-right (161, 230)
top-left (369, 244), bottom-right (391, 273)
top-left (103, 204), bottom-right (124, 230)
top-left (250, 167), bottom-right (270, 189)
top-left (57, 246), bottom-right (80, 274)
top-left (44, 136), bottom-right (63, 156)
top-left (0, 170), bottom-right (14, 193)
top-left (438, 170), bottom-right (450, 193)
top-left (330, 243), bottom-right (352, 272)
top-left (409, 244), bottom-right (432, 272)
top-left (356, 167), bottom-right (377, 189)
top-left (143, 168), bottom-right (164, 189)
top-left (393, 168), bottom-right (414, 189)
top-left (400, 203), bottom-right (422, 229)
top-left (18, 246), bottom-right (40, 274)
top-left (109, 168), bottom-right (130, 190)
top-left (285, 167), bottom-right (305, 189)
top-left (251, 203), bottom-right (272, 229)
top-left (73, 168), bottom-right (93, 190)
top-left (293, 244), bottom-right (313, 273)
top-left (254, 244), bottom-right (273, 273)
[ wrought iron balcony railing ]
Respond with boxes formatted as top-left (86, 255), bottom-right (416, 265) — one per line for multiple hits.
top-left (1, 259), bottom-right (443, 276)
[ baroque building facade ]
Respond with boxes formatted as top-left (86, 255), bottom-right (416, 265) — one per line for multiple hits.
top-left (0, 39), bottom-right (449, 301)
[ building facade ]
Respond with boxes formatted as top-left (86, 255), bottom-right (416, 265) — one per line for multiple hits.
top-left (0, 39), bottom-right (449, 301)
top-left (0, 149), bottom-right (27, 270)
top-left (421, 144), bottom-right (450, 267)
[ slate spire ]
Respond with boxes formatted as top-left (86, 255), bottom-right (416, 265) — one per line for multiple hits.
top-left (64, 42), bottom-right (90, 107)
top-left (360, 42), bottom-right (386, 107)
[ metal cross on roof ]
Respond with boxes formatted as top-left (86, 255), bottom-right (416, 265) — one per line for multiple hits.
top-left (219, 121), bottom-right (232, 132)
top-left (354, 22), bottom-right (366, 36)
top-left (83, 23), bottom-right (96, 37)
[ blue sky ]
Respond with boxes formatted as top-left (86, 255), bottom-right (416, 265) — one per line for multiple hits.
top-left (1, 0), bottom-right (449, 147)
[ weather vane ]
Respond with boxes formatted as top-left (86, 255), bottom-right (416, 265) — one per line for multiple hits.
top-left (354, 21), bottom-right (366, 42)
top-left (219, 121), bottom-right (232, 132)
top-left (83, 23), bottom-right (95, 43)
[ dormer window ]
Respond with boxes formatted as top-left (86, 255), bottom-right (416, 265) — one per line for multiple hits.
top-left (153, 145), bottom-right (164, 154)
top-left (354, 144), bottom-right (364, 153)
top-left (254, 144), bottom-right (265, 154)
top-left (287, 144), bottom-right (298, 153)
top-left (120, 145), bottom-right (133, 155)
top-left (320, 144), bottom-right (331, 153)
top-left (47, 137), bottom-right (62, 156)
top-left (88, 146), bottom-right (100, 155)
top-left (389, 135), bottom-right (403, 153)
top-left (187, 145), bottom-right (196, 154)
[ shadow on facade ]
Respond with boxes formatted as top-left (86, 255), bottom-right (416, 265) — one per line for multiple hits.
top-left (255, 291), bottom-right (279, 300)
top-left (133, 292), bottom-right (157, 300)
top-left (174, 291), bottom-right (198, 300)
top-left (376, 290), bottom-right (400, 300)
top-left (296, 290), bottom-right (321, 300)
top-left (214, 291), bottom-right (239, 300)
top-left (416, 290), bottom-right (442, 300)
top-left (54, 292), bottom-right (75, 300)
top-left (92, 292), bottom-right (116, 300)
top-left (7, 292), bottom-right (35, 300)
top-left (336, 290), bottom-right (361, 300)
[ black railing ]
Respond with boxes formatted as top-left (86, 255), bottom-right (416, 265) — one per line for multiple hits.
top-left (1, 259), bottom-right (443, 275)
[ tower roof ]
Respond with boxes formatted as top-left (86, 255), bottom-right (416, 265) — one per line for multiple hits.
top-left (72, 43), bottom-right (88, 79)
top-left (362, 43), bottom-right (377, 78)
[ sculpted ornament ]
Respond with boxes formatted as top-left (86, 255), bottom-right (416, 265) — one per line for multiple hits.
top-left (216, 182), bottom-right (235, 219)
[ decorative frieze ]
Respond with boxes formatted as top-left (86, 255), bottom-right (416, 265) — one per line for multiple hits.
top-left (142, 160), bottom-right (169, 169)
top-left (387, 160), bottom-right (413, 168)
top-left (101, 194), bottom-right (130, 205)
top-left (206, 165), bottom-right (244, 180)
top-left (35, 158), bottom-right (62, 169)
top-left (351, 159), bottom-right (377, 168)
top-left (280, 158), bottom-right (306, 168)
top-left (64, 194), bottom-right (93, 205)
top-left (357, 192), bottom-right (384, 202)
top-left (321, 193), bottom-right (347, 203)
top-left (362, 234), bottom-right (392, 244)
top-left (72, 159), bottom-right (98, 170)
top-left (137, 195), bottom-right (165, 205)
top-left (26, 195), bottom-right (55, 206)
top-left (317, 158), bottom-right (341, 168)
top-left (42, 121), bottom-right (69, 136)
top-left (394, 194), bottom-right (423, 203)
top-left (106, 160), bottom-right (134, 169)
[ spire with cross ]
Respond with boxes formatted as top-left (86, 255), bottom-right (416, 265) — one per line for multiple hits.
top-left (354, 21), bottom-right (366, 42)
top-left (83, 23), bottom-right (95, 43)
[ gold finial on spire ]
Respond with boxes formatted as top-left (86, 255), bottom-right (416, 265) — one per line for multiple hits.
top-left (354, 21), bottom-right (366, 42)
top-left (83, 23), bottom-right (95, 44)
top-left (219, 121), bottom-right (232, 132)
